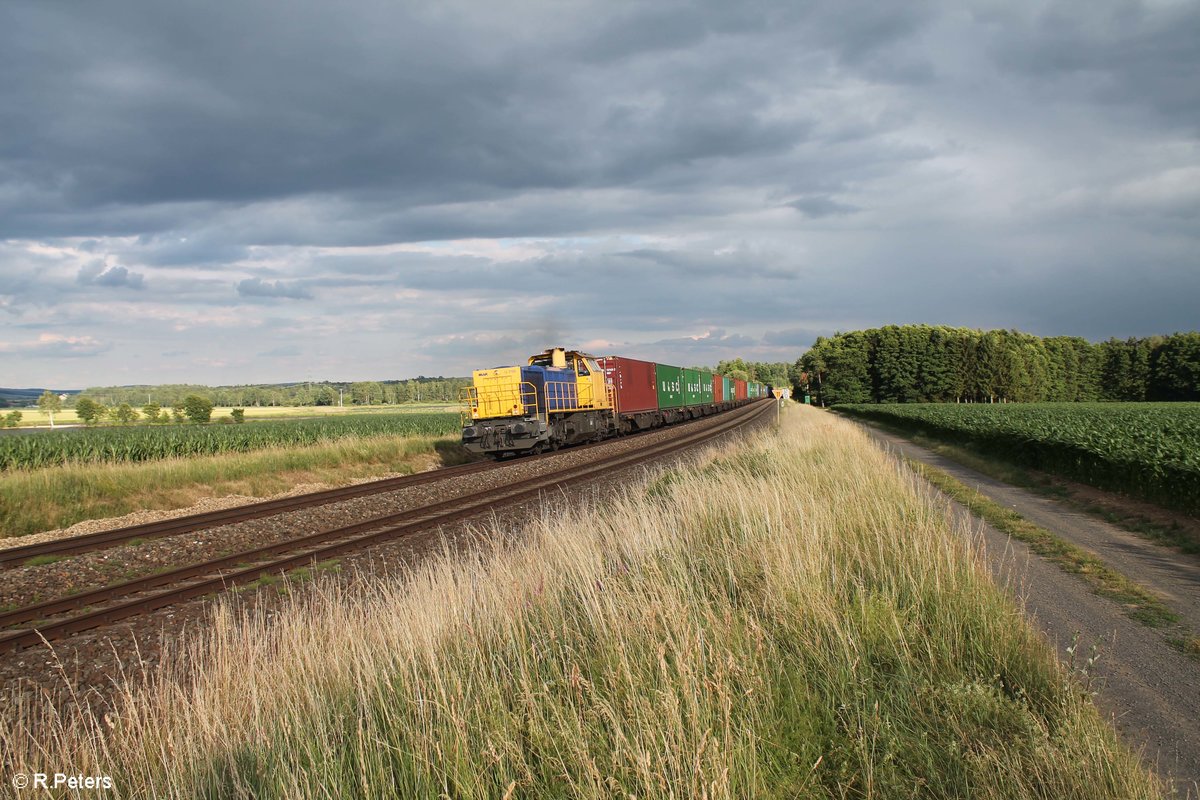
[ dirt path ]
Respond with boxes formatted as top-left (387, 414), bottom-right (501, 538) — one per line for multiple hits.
top-left (860, 424), bottom-right (1200, 797)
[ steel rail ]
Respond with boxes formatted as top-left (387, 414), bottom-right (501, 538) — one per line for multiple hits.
top-left (0, 403), bottom-right (752, 568)
top-left (0, 460), bottom-right (496, 568)
top-left (0, 400), bottom-right (772, 653)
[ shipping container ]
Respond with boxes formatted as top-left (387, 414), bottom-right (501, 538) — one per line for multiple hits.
top-left (682, 368), bottom-right (713, 407)
top-left (655, 363), bottom-right (684, 408)
top-left (734, 379), bottom-right (748, 401)
top-left (748, 382), bottom-right (758, 399)
top-left (598, 356), bottom-right (658, 414)
top-left (724, 376), bottom-right (734, 402)
top-left (712, 373), bottom-right (724, 403)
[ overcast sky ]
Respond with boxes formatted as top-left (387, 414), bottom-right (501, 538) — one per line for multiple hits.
top-left (1, 0), bottom-right (1197, 388)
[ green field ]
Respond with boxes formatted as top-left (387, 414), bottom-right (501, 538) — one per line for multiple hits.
top-left (836, 403), bottom-right (1200, 517)
top-left (0, 412), bottom-right (461, 471)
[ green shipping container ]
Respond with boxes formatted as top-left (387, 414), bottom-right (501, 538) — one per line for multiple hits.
top-left (722, 376), bottom-right (733, 401)
top-left (683, 368), bottom-right (713, 406)
top-left (655, 363), bottom-right (684, 408)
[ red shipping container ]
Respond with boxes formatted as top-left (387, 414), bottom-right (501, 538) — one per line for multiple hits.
top-left (598, 356), bottom-right (659, 413)
top-left (712, 373), bottom-right (724, 402)
top-left (734, 379), bottom-right (748, 401)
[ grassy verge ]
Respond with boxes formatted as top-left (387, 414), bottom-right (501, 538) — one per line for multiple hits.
top-left (0, 434), bottom-right (472, 538)
top-left (846, 416), bottom-right (1200, 555)
top-left (904, 458), bottom-right (1179, 629)
top-left (2, 407), bottom-right (1160, 798)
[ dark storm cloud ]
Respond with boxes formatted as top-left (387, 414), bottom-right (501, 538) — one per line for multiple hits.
top-left (1, 0), bottom-right (1197, 386)
top-left (986, 1), bottom-right (1200, 128)
top-left (761, 327), bottom-right (832, 348)
top-left (786, 196), bottom-right (861, 218)
top-left (0, 0), bottom-right (812, 240)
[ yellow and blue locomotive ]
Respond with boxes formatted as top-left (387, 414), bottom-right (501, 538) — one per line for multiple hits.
top-left (460, 347), bottom-right (617, 457)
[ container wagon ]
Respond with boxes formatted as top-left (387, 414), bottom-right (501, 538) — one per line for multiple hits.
top-left (464, 348), bottom-right (762, 457)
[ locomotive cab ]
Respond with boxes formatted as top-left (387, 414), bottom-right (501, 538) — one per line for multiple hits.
top-left (461, 347), bottom-right (617, 457)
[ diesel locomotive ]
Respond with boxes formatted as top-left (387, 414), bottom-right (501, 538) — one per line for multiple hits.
top-left (460, 347), bottom-right (769, 458)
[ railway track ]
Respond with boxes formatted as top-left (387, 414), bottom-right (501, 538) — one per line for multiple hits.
top-left (0, 459), bottom-right (503, 569)
top-left (0, 400), bottom-right (773, 653)
top-left (0, 406), bottom-right (728, 569)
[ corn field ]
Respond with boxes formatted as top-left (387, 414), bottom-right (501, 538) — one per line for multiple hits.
top-left (837, 402), bottom-right (1200, 516)
top-left (0, 413), bottom-right (460, 471)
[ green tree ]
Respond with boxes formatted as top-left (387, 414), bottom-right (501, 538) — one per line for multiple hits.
top-left (75, 396), bottom-right (106, 425)
top-left (1149, 332), bottom-right (1200, 401)
top-left (182, 395), bottom-right (213, 424)
top-left (37, 389), bottom-right (62, 427)
top-left (231, 408), bottom-right (246, 423)
top-left (916, 327), bottom-right (956, 402)
top-left (4, 410), bottom-right (21, 428)
top-left (113, 403), bottom-right (139, 425)
top-left (142, 402), bottom-right (162, 423)
top-left (818, 332), bottom-right (873, 405)
top-left (350, 381), bottom-right (385, 405)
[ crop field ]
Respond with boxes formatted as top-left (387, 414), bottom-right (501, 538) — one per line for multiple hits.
top-left (0, 412), bottom-right (460, 470)
top-left (837, 402), bottom-right (1200, 516)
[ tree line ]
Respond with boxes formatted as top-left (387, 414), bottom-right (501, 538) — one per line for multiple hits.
top-left (797, 326), bottom-right (1200, 405)
top-left (713, 359), bottom-right (797, 388)
top-left (70, 377), bottom-right (472, 410)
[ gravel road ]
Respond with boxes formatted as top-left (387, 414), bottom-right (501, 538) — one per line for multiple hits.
top-left (860, 424), bottom-right (1200, 797)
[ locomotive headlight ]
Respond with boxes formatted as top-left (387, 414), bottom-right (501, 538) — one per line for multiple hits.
top-left (462, 426), bottom-right (477, 438)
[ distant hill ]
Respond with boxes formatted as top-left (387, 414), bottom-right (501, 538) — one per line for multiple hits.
top-left (0, 388), bottom-right (80, 408)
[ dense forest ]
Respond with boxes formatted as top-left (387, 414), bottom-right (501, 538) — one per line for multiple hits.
top-left (798, 326), bottom-right (1200, 406)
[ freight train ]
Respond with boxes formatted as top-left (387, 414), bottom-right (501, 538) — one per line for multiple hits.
top-left (460, 347), bottom-right (769, 458)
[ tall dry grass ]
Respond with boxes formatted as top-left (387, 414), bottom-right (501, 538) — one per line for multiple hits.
top-left (1, 407), bottom-right (1158, 798)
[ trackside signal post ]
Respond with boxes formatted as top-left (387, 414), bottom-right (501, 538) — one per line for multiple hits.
top-left (772, 387), bottom-right (789, 422)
